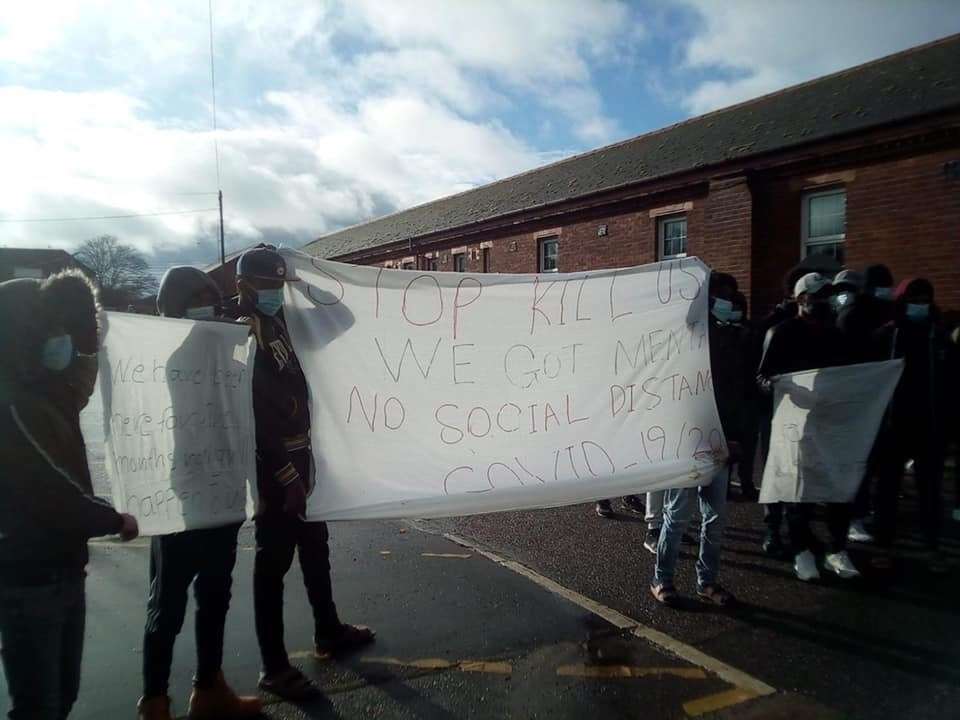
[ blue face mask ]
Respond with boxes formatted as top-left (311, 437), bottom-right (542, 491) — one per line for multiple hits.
top-left (711, 297), bottom-right (733, 323)
top-left (729, 310), bottom-right (743, 323)
top-left (255, 288), bottom-right (284, 317)
top-left (832, 291), bottom-right (854, 309)
top-left (42, 334), bottom-right (74, 372)
top-left (905, 303), bottom-right (930, 322)
top-left (874, 287), bottom-right (893, 301)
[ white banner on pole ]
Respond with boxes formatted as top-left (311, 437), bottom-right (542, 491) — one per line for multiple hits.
top-left (281, 250), bottom-right (727, 521)
top-left (759, 360), bottom-right (903, 504)
top-left (90, 312), bottom-right (256, 535)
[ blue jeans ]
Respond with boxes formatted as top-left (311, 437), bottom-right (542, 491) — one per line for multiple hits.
top-left (653, 470), bottom-right (728, 589)
top-left (0, 572), bottom-right (86, 720)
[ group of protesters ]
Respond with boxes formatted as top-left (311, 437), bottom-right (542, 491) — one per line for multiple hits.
top-left (2, 244), bottom-right (958, 719)
top-left (0, 245), bottom-right (373, 720)
top-left (597, 262), bottom-right (959, 606)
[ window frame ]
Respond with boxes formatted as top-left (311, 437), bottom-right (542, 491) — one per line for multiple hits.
top-left (481, 247), bottom-right (490, 273)
top-left (538, 237), bottom-right (559, 273)
top-left (657, 214), bottom-right (688, 260)
top-left (801, 187), bottom-right (846, 260)
top-left (453, 253), bottom-right (466, 273)
top-left (424, 257), bottom-right (438, 272)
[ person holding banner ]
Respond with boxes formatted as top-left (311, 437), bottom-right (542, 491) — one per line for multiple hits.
top-left (757, 272), bottom-right (860, 582)
top-left (237, 245), bottom-right (374, 701)
top-left (137, 268), bottom-right (262, 720)
top-left (872, 278), bottom-right (948, 573)
top-left (0, 274), bottom-right (139, 720)
top-left (650, 273), bottom-right (743, 607)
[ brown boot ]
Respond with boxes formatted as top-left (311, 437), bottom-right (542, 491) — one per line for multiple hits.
top-left (137, 695), bottom-right (173, 720)
top-left (188, 672), bottom-right (262, 719)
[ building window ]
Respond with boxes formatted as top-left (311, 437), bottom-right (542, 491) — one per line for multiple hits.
top-left (802, 188), bottom-right (846, 263)
top-left (425, 257), bottom-right (438, 271)
top-left (481, 247), bottom-right (490, 273)
top-left (658, 215), bottom-right (687, 259)
top-left (453, 253), bottom-right (466, 272)
top-left (402, 261), bottom-right (415, 270)
top-left (538, 237), bottom-right (558, 273)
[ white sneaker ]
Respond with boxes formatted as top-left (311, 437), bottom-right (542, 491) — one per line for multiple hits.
top-left (825, 551), bottom-right (861, 579)
top-left (794, 550), bottom-right (820, 581)
top-left (847, 519), bottom-right (874, 543)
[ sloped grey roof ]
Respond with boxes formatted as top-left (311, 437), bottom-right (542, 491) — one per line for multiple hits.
top-left (306, 34), bottom-right (960, 260)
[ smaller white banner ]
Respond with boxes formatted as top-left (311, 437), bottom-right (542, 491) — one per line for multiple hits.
top-left (759, 360), bottom-right (903, 504)
top-left (92, 312), bottom-right (257, 535)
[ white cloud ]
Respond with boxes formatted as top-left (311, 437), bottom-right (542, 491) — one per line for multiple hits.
top-left (677, 0), bottom-right (960, 115)
top-left (0, 0), bottom-right (634, 267)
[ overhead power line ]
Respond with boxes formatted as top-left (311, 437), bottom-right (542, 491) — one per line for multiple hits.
top-left (0, 207), bottom-right (220, 223)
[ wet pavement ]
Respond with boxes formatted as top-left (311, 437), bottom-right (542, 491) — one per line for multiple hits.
top-left (1, 520), bottom-right (773, 720)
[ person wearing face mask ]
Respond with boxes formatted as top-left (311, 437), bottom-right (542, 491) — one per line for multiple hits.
top-left (757, 273), bottom-right (860, 581)
top-left (872, 278), bottom-right (948, 573)
top-left (0, 273), bottom-right (139, 720)
top-left (650, 273), bottom-right (743, 607)
top-left (137, 267), bottom-right (261, 720)
top-left (237, 245), bottom-right (374, 700)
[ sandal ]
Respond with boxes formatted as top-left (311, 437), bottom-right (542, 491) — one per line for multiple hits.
top-left (650, 583), bottom-right (679, 607)
top-left (258, 667), bottom-right (321, 701)
top-left (315, 623), bottom-right (376, 658)
top-left (697, 584), bottom-right (735, 607)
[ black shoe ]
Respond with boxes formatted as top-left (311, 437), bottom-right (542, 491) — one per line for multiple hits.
top-left (762, 533), bottom-right (787, 559)
top-left (621, 495), bottom-right (645, 515)
top-left (595, 500), bottom-right (614, 518)
top-left (643, 528), bottom-right (660, 554)
top-left (314, 624), bottom-right (375, 658)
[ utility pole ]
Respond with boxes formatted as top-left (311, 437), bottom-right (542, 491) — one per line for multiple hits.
top-left (218, 189), bottom-right (225, 266)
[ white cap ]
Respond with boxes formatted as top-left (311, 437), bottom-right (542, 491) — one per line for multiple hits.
top-left (833, 269), bottom-right (864, 290)
top-left (794, 272), bottom-right (832, 298)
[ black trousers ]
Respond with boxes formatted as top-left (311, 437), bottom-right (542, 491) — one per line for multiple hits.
top-left (254, 516), bottom-right (341, 674)
top-left (875, 426), bottom-right (943, 551)
top-left (0, 572), bottom-right (85, 720)
top-left (786, 503), bottom-right (851, 555)
top-left (142, 523), bottom-right (242, 698)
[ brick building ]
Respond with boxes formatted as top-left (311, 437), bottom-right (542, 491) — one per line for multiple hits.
top-left (301, 35), bottom-right (960, 316)
top-left (0, 248), bottom-right (88, 283)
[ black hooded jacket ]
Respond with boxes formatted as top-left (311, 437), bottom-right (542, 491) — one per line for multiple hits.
top-left (0, 277), bottom-right (122, 582)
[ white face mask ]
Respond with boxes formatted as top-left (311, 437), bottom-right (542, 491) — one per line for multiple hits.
top-left (185, 306), bottom-right (217, 321)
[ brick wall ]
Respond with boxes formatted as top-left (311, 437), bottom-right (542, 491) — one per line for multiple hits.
top-left (353, 145), bottom-right (960, 319)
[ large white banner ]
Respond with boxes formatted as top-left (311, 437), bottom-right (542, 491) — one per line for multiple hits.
top-left (282, 251), bottom-right (727, 521)
top-left (91, 312), bottom-right (256, 535)
top-left (759, 360), bottom-right (903, 504)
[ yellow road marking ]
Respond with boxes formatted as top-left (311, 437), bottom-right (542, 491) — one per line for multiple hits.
top-left (683, 688), bottom-right (759, 717)
top-left (557, 664), bottom-right (707, 680)
top-left (362, 657), bottom-right (511, 674)
top-left (421, 552), bottom-right (472, 559)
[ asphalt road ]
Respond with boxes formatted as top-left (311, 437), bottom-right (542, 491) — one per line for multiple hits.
top-left (429, 480), bottom-right (960, 720)
top-left (0, 519), bottom-right (777, 720)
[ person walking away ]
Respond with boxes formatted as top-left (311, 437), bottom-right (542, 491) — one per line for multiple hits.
top-left (872, 278), bottom-right (948, 573)
top-left (757, 273), bottom-right (859, 581)
top-left (0, 273), bottom-right (139, 720)
top-left (137, 268), bottom-right (262, 720)
top-left (650, 272), bottom-right (743, 606)
top-left (240, 245), bottom-right (375, 700)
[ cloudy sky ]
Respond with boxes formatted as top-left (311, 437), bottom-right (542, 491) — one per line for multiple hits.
top-left (1, 0), bottom-right (958, 274)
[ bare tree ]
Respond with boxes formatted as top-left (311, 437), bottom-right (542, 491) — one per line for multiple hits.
top-left (73, 235), bottom-right (158, 307)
